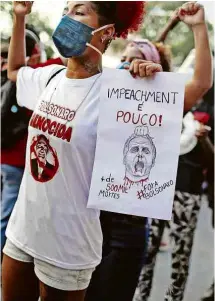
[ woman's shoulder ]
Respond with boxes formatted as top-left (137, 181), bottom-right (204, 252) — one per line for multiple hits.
top-left (18, 64), bottom-right (65, 81)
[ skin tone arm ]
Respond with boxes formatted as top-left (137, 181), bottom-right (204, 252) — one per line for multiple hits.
top-left (155, 15), bottom-right (180, 43)
top-left (8, 1), bottom-right (163, 82)
top-left (124, 1), bottom-right (212, 103)
top-left (196, 124), bottom-right (214, 154)
top-left (7, 1), bottom-right (33, 82)
top-left (178, 2), bottom-right (213, 111)
top-left (195, 124), bottom-right (214, 168)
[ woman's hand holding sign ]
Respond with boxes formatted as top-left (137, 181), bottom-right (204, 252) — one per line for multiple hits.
top-left (129, 60), bottom-right (163, 78)
top-left (123, 60), bottom-right (163, 78)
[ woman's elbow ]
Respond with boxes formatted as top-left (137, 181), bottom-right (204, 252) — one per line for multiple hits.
top-left (7, 70), bottom-right (17, 82)
top-left (195, 79), bottom-right (213, 96)
top-left (7, 69), bottom-right (12, 80)
top-left (203, 78), bottom-right (213, 91)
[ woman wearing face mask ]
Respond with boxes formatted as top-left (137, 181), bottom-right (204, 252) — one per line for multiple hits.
top-left (1, 2), bottom-right (163, 301)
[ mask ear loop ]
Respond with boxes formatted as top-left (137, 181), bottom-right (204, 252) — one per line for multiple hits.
top-left (84, 44), bottom-right (102, 73)
top-left (91, 24), bottom-right (115, 35)
top-left (86, 24), bottom-right (115, 72)
top-left (86, 43), bottom-right (103, 56)
top-left (86, 24), bottom-right (115, 56)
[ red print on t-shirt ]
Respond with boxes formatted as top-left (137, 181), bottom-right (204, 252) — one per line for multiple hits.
top-left (30, 134), bottom-right (59, 182)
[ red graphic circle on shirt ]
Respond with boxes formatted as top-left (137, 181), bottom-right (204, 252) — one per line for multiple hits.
top-left (30, 134), bottom-right (59, 183)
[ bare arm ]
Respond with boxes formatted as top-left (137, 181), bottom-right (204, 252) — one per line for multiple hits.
top-left (178, 2), bottom-right (213, 111)
top-left (196, 125), bottom-right (214, 167)
top-left (155, 14), bottom-right (180, 43)
top-left (184, 23), bottom-right (212, 111)
top-left (203, 136), bottom-right (214, 155)
top-left (8, 1), bottom-right (33, 82)
top-left (198, 131), bottom-right (214, 157)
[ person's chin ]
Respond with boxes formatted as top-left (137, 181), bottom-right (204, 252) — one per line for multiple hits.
top-left (135, 171), bottom-right (145, 178)
top-left (126, 170), bottom-right (148, 183)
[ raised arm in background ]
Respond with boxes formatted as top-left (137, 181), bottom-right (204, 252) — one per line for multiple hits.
top-left (178, 2), bottom-right (213, 111)
top-left (7, 1), bottom-right (33, 82)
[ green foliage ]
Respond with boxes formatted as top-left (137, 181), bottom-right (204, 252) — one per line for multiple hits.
top-left (1, 1), bottom-right (214, 65)
top-left (110, 1), bottom-right (214, 67)
top-left (0, 1), bottom-right (54, 59)
top-left (0, 1), bottom-right (13, 18)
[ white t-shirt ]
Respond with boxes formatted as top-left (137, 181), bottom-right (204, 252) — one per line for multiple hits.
top-left (6, 65), bottom-right (103, 269)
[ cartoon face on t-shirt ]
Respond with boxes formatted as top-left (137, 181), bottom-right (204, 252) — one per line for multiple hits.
top-left (30, 134), bottom-right (59, 182)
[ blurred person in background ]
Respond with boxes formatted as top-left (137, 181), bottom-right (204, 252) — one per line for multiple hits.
top-left (195, 80), bottom-right (214, 301)
top-left (130, 3), bottom-right (213, 301)
top-left (86, 2), bottom-right (212, 301)
top-left (85, 39), bottom-right (169, 301)
top-left (2, 2), bottom-right (160, 301)
top-left (1, 26), bottom-right (41, 254)
top-left (198, 125), bottom-right (214, 301)
top-left (1, 25), bottom-right (66, 257)
top-left (135, 112), bottom-right (213, 301)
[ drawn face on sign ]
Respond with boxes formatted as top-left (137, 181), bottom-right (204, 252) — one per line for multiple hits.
top-left (123, 126), bottom-right (156, 182)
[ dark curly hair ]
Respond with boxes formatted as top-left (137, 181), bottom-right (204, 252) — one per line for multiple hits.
top-left (92, 1), bottom-right (146, 39)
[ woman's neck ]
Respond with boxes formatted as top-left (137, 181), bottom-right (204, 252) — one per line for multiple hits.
top-left (66, 56), bottom-right (102, 79)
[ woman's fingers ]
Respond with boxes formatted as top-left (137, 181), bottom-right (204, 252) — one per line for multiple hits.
top-left (130, 59), bottom-right (143, 75)
top-left (129, 59), bottom-right (162, 78)
top-left (25, 1), bottom-right (33, 13)
top-left (180, 1), bottom-right (200, 16)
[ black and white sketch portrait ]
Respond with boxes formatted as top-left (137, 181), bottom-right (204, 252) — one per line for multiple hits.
top-left (123, 126), bottom-right (156, 183)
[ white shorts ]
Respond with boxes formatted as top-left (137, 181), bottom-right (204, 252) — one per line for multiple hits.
top-left (3, 239), bottom-right (95, 291)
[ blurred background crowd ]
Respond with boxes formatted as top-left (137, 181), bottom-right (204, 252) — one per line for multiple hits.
top-left (1, 1), bottom-right (214, 67)
top-left (1, 1), bottom-right (214, 301)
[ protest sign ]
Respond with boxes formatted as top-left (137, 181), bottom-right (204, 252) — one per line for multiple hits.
top-left (88, 68), bottom-right (186, 220)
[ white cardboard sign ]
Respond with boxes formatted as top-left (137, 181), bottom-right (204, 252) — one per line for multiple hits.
top-left (88, 68), bottom-right (186, 220)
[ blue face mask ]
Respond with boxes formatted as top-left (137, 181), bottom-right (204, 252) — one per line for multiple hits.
top-left (52, 15), bottom-right (113, 58)
top-left (117, 62), bottom-right (130, 69)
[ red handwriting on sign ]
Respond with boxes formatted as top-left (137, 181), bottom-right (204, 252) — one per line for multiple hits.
top-left (116, 111), bottom-right (163, 127)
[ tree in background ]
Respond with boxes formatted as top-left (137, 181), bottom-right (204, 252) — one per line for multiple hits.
top-left (0, 1), bottom-right (54, 59)
top-left (1, 1), bottom-right (213, 66)
top-left (109, 1), bottom-right (214, 67)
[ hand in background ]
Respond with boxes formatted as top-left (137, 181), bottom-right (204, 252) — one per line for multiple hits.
top-left (13, 1), bottom-right (33, 17)
top-left (177, 2), bottom-right (205, 27)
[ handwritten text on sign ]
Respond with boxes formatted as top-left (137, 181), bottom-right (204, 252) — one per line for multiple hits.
top-left (88, 69), bottom-right (186, 220)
